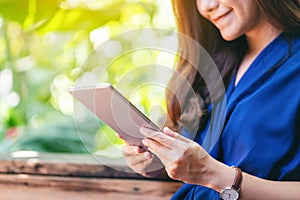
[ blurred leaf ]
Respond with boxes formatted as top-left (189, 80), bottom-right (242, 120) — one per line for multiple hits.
top-left (12, 126), bottom-right (88, 153)
top-left (6, 113), bottom-right (97, 153)
top-left (23, 0), bottom-right (62, 30)
top-left (0, 0), bottom-right (62, 27)
top-left (36, 7), bottom-right (120, 33)
top-left (0, 0), bottom-right (157, 33)
top-left (36, 2), bottom-right (156, 33)
top-left (0, 0), bottom-right (28, 23)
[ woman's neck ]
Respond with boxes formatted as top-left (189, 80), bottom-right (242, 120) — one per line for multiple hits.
top-left (245, 22), bottom-right (282, 56)
top-left (234, 22), bottom-right (282, 86)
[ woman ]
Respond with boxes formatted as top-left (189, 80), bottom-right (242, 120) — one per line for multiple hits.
top-left (122, 0), bottom-right (300, 199)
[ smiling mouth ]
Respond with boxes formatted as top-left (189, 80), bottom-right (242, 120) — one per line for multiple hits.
top-left (212, 11), bottom-right (231, 24)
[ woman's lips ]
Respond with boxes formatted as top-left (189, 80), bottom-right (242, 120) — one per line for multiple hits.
top-left (211, 10), bottom-right (231, 25)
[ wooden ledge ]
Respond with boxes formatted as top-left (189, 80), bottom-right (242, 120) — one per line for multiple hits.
top-left (0, 152), bottom-right (182, 199)
top-left (0, 174), bottom-right (181, 200)
top-left (0, 152), bottom-right (170, 179)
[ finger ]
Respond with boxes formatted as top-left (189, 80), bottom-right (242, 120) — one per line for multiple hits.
top-left (162, 127), bottom-right (191, 143)
top-left (142, 138), bottom-right (185, 165)
top-left (140, 127), bottom-right (187, 150)
top-left (132, 155), bottom-right (155, 174)
top-left (127, 151), bottom-right (153, 167)
top-left (122, 145), bottom-right (143, 156)
top-left (142, 138), bottom-right (168, 153)
top-left (122, 145), bottom-right (152, 166)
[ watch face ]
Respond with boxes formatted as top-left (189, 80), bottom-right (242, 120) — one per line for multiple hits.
top-left (220, 188), bottom-right (239, 200)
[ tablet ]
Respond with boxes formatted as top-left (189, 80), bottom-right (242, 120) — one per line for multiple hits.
top-left (69, 84), bottom-right (161, 149)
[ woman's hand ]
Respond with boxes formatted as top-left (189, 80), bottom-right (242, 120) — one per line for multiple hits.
top-left (124, 127), bottom-right (237, 191)
top-left (140, 126), bottom-right (214, 185)
top-left (122, 144), bottom-right (164, 177)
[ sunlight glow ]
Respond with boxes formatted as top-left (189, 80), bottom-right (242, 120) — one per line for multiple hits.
top-left (5, 92), bottom-right (20, 108)
top-left (90, 27), bottom-right (110, 49)
top-left (0, 68), bottom-right (13, 96)
top-left (104, 40), bottom-right (122, 58)
top-left (11, 151), bottom-right (39, 158)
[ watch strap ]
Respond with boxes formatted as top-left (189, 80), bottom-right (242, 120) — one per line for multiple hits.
top-left (231, 166), bottom-right (243, 191)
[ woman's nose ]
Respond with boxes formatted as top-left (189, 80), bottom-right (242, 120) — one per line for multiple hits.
top-left (198, 0), bottom-right (219, 13)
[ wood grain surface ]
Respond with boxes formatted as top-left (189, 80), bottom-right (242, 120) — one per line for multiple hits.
top-left (0, 153), bottom-right (182, 200)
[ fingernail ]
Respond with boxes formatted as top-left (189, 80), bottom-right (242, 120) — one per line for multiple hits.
top-left (140, 127), bottom-right (147, 135)
top-left (134, 147), bottom-right (140, 153)
top-left (144, 152), bottom-right (151, 159)
top-left (163, 127), bottom-right (168, 131)
top-left (142, 139), bottom-right (149, 146)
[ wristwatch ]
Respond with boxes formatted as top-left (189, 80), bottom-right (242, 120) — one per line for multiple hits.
top-left (219, 166), bottom-right (243, 200)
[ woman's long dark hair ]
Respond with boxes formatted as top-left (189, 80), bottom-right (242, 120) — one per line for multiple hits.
top-left (166, 0), bottom-right (300, 132)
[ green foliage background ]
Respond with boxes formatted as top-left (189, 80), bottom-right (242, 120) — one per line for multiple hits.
top-left (0, 0), bottom-right (175, 156)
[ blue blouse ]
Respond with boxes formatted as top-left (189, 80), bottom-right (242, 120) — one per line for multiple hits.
top-left (172, 33), bottom-right (300, 199)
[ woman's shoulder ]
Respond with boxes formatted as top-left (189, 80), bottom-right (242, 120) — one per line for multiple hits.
top-left (278, 34), bottom-right (300, 72)
top-left (288, 34), bottom-right (300, 58)
top-left (284, 35), bottom-right (300, 70)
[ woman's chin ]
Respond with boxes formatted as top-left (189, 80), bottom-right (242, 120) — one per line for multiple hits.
top-left (220, 31), bottom-right (242, 41)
